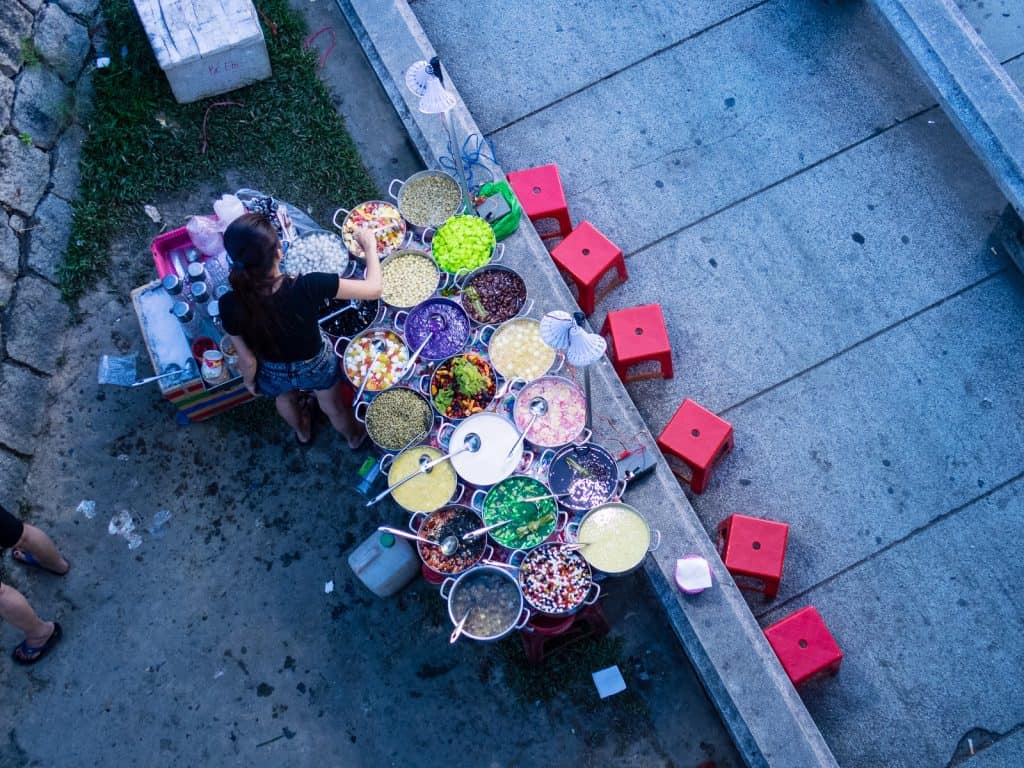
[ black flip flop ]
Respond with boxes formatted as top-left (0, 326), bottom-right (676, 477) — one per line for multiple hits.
top-left (12, 622), bottom-right (62, 666)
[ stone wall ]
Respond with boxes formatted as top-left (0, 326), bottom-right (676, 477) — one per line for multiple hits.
top-left (0, 0), bottom-right (97, 508)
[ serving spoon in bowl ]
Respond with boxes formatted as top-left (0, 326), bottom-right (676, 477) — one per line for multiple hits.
top-left (377, 526), bottom-right (459, 557)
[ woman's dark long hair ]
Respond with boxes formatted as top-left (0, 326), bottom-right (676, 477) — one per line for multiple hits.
top-left (225, 213), bottom-right (287, 358)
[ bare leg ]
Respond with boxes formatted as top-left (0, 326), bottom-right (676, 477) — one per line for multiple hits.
top-left (0, 582), bottom-right (54, 649)
top-left (314, 382), bottom-right (365, 449)
top-left (275, 391), bottom-right (311, 442)
top-left (14, 524), bottom-right (69, 575)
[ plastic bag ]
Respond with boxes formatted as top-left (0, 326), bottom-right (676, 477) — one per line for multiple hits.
top-left (187, 215), bottom-right (224, 256)
top-left (477, 181), bottom-right (522, 241)
top-left (213, 194), bottom-right (246, 229)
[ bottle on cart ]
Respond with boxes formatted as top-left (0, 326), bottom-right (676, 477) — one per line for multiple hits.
top-left (171, 300), bottom-right (202, 339)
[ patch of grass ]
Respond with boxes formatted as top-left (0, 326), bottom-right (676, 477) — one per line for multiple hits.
top-left (18, 132), bottom-right (32, 146)
top-left (20, 37), bottom-right (39, 67)
top-left (60, 0), bottom-right (378, 302)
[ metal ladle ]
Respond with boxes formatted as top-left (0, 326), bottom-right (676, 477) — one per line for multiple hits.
top-left (461, 519), bottom-right (511, 542)
top-left (366, 433), bottom-right (482, 507)
top-left (377, 525), bottom-right (459, 557)
top-left (450, 610), bottom-right (472, 643)
top-left (401, 332), bottom-right (433, 381)
top-left (506, 396), bottom-right (548, 458)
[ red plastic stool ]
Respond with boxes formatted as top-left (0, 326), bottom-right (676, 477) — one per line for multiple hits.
top-left (764, 606), bottom-right (842, 686)
top-left (550, 221), bottom-right (628, 316)
top-left (600, 304), bottom-right (673, 382)
top-left (519, 602), bottom-right (610, 665)
top-left (420, 562), bottom-right (445, 586)
top-left (657, 399), bottom-right (733, 493)
top-left (507, 164), bottom-right (572, 240)
top-left (716, 514), bottom-right (788, 598)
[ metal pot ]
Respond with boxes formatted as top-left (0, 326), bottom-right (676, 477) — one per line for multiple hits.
top-left (569, 502), bottom-right (662, 576)
top-left (423, 352), bottom-right (497, 422)
top-left (546, 442), bottom-right (621, 512)
top-left (432, 215), bottom-right (505, 275)
top-left (318, 298), bottom-right (383, 347)
top-left (280, 230), bottom-right (354, 277)
top-left (518, 543), bottom-right (600, 617)
top-left (385, 444), bottom-right (463, 514)
top-left (403, 298), bottom-right (471, 361)
top-left (484, 317), bottom-right (558, 383)
top-left (473, 475), bottom-right (566, 551)
top-left (440, 565), bottom-right (529, 642)
top-left (354, 386), bottom-right (435, 453)
top-left (332, 200), bottom-right (407, 259)
top-left (513, 375), bottom-right (589, 449)
top-left (437, 412), bottom-right (531, 487)
top-left (409, 505), bottom-right (491, 578)
top-left (458, 264), bottom-right (532, 326)
top-left (388, 170), bottom-right (465, 237)
top-left (379, 248), bottom-right (444, 309)
top-left (336, 326), bottom-right (411, 394)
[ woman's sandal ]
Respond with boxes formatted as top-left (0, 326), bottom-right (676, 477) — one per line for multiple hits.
top-left (11, 549), bottom-right (69, 576)
top-left (12, 622), bottom-right (62, 666)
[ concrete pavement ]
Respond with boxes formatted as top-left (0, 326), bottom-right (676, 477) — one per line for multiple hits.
top-left (402, 0), bottom-right (1024, 765)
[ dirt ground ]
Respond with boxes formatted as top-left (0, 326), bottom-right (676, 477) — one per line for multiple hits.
top-left (0, 179), bottom-right (739, 767)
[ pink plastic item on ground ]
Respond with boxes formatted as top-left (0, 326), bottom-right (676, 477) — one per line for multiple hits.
top-left (675, 555), bottom-right (713, 594)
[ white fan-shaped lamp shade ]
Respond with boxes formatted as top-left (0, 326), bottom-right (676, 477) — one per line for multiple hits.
top-left (418, 75), bottom-right (457, 114)
top-left (566, 326), bottom-right (606, 367)
top-left (540, 310), bottom-right (574, 350)
top-left (405, 60), bottom-right (432, 97)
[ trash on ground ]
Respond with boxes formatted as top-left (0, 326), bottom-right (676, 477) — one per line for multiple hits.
top-left (76, 500), bottom-right (97, 519)
top-left (144, 204), bottom-right (162, 223)
top-left (592, 665), bottom-right (627, 699)
top-left (109, 510), bottom-right (143, 550)
top-left (149, 509), bottom-right (172, 537)
top-left (675, 555), bottom-right (713, 594)
top-left (98, 353), bottom-right (138, 386)
top-left (324, 580), bottom-right (335, 594)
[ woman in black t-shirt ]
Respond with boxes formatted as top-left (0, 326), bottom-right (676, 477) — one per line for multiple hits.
top-left (220, 213), bottom-right (381, 447)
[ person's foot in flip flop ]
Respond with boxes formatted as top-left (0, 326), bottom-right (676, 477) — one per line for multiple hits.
top-left (12, 621), bottom-right (62, 666)
top-left (12, 548), bottom-right (69, 576)
top-left (344, 426), bottom-right (368, 451)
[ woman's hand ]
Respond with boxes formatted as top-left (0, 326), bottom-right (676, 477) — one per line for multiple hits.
top-left (355, 228), bottom-right (377, 259)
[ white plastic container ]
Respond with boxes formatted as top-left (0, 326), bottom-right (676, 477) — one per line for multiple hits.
top-left (133, 0), bottom-right (272, 104)
top-left (347, 530), bottom-right (420, 597)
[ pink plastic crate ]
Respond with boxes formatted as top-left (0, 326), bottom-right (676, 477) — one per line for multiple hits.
top-left (151, 226), bottom-right (194, 278)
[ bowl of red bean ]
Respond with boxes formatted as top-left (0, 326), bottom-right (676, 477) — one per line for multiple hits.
top-left (459, 265), bottom-right (529, 325)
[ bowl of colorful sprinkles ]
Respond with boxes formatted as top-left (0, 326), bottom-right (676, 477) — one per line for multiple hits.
top-left (413, 505), bottom-right (488, 576)
top-left (518, 543), bottom-right (596, 616)
top-left (341, 328), bottom-right (410, 393)
top-left (479, 475), bottom-right (560, 550)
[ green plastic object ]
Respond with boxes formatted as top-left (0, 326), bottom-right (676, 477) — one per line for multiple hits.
top-left (477, 180), bottom-right (522, 241)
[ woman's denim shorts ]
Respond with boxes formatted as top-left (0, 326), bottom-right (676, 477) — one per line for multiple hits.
top-left (256, 339), bottom-right (342, 398)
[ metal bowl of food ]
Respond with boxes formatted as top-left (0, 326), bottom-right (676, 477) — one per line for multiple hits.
top-left (410, 505), bottom-right (490, 578)
top-left (354, 386), bottom-right (434, 453)
top-left (569, 502), bottom-right (661, 576)
top-left (459, 265), bottom-right (531, 325)
top-left (380, 249), bottom-right (443, 309)
top-left (389, 170), bottom-right (464, 236)
top-left (545, 442), bottom-right (620, 512)
top-left (332, 200), bottom-right (406, 258)
top-left (440, 565), bottom-right (529, 642)
top-left (518, 543), bottom-right (599, 616)
top-left (337, 327), bottom-right (411, 394)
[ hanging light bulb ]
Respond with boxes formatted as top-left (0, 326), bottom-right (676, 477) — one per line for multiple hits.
top-left (404, 60), bottom-right (432, 97)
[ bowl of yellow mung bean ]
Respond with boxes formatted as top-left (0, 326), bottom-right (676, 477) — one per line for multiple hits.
top-left (380, 249), bottom-right (442, 309)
